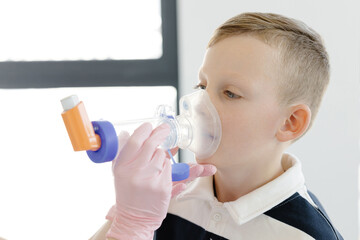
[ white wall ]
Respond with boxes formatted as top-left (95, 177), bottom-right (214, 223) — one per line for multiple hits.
top-left (0, 87), bottom-right (177, 240)
top-left (177, 1), bottom-right (360, 239)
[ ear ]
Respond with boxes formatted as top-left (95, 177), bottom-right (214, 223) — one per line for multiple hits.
top-left (276, 104), bottom-right (311, 142)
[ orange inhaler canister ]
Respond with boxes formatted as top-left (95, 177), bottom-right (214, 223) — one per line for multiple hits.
top-left (61, 95), bottom-right (101, 152)
top-left (60, 95), bottom-right (189, 180)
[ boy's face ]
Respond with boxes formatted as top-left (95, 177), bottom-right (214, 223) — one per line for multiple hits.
top-left (196, 35), bottom-right (287, 168)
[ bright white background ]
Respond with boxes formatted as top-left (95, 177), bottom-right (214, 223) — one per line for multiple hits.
top-left (0, 87), bottom-right (177, 239)
top-left (177, 1), bottom-right (360, 239)
top-left (0, 1), bottom-right (359, 239)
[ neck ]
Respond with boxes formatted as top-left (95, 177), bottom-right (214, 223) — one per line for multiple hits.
top-left (214, 152), bottom-right (285, 202)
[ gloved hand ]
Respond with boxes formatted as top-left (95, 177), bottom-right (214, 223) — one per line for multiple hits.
top-left (106, 148), bottom-right (218, 223)
top-left (106, 123), bottom-right (172, 240)
top-left (171, 163), bottom-right (217, 197)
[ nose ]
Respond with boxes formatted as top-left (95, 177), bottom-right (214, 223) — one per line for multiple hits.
top-left (203, 89), bottom-right (220, 116)
top-left (193, 90), bottom-right (219, 120)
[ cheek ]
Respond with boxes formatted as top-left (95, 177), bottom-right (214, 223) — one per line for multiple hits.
top-left (217, 112), bottom-right (252, 154)
top-left (219, 105), bottom-right (279, 149)
top-left (199, 99), bottom-right (282, 165)
top-left (257, 102), bottom-right (283, 137)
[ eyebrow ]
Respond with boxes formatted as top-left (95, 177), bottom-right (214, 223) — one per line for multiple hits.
top-left (199, 68), bottom-right (250, 92)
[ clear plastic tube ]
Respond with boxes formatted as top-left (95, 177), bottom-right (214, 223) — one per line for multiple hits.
top-left (112, 117), bottom-right (162, 135)
top-left (108, 90), bottom-right (222, 160)
top-left (111, 109), bottom-right (188, 150)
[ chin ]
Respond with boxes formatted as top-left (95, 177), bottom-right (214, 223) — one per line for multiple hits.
top-left (195, 155), bottom-right (217, 166)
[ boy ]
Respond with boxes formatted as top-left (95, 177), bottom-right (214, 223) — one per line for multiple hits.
top-left (92, 12), bottom-right (343, 239)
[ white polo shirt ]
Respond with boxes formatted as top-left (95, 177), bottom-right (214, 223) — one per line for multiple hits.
top-left (155, 153), bottom-right (343, 240)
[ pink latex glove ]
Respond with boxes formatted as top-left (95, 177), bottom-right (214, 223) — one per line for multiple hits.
top-left (165, 147), bottom-right (217, 197)
top-left (106, 123), bottom-right (172, 240)
top-left (106, 149), bottom-right (217, 222)
top-left (171, 163), bottom-right (217, 197)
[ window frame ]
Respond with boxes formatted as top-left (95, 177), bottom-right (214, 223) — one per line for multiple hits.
top-left (0, 0), bottom-right (178, 89)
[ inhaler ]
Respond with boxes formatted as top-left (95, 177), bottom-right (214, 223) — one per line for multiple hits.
top-left (112, 90), bottom-right (222, 159)
top-left (61, 90), bottom-right (222, 181)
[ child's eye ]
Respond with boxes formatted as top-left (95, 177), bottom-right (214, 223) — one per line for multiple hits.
top-left (224, 90), bottom-right (240, 99)
top-left (194, 84), bottom-right (206, 90)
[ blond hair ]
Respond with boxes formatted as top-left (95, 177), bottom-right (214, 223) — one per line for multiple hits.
top-left (208, 12), bottom-right (330, 131)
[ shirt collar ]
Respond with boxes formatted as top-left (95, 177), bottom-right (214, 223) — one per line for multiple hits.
top-left (176, 153), bottom-right (305, 225)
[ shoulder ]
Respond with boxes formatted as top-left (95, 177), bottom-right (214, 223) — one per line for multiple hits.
top-left (264, 191), bottom-right (343, 240)
top-left (156, 213), bottom-right (228, 240)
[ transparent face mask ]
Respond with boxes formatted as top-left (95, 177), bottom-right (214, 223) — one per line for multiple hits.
top-left (61, 90), bottom-right (222, 181)
top-left (111, 90), bottom-right (222, 159)
top-left (173, 90), bottom-right (222, 159)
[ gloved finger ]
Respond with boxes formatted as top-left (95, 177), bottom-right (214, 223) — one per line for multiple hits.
top-left (175, 164), bottom-right (217, 184)
top-left (166, 147), bottom-right (179, 159)
top-left (171, 183), bottom-right (186, 198)
top-left (200, 164), bottom-right (217, 176)
top-left (112, 131), bottom-right (130, 169)
top-left (117, 122), bottom-right (153, 165)
top-left (150, 148), bottom-right (167, 172)
top-left (174, 164), bottom-right (203, 184)
top-left (137, 123), bottom-right (170, 162)
top-left (117, 131), bottom-right (131, 153)
top-left (159, 155), bottom-right (172, 190)
top-left (105, 205), bottom-right (117, 222)
top-left (187, 164), bottom-right (216, 180)
top-left (189, 164), bottom-right (204, 179)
